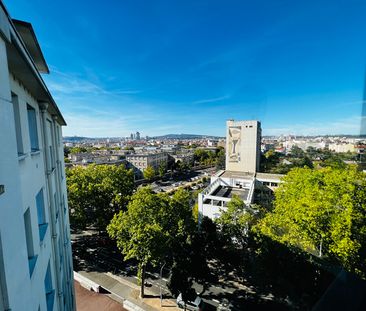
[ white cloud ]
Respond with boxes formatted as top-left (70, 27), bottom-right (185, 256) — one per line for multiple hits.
top-left (192, 95), bottom-right (230, 105)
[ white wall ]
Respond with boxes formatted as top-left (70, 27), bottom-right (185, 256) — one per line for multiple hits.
top-left (0, 32), bottom-right (75, 311)
top-left (226, 120), bottom-right (261, 173)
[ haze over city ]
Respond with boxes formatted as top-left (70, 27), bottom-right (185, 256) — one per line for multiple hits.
top-left (7, 0), bottom-right (366, 137)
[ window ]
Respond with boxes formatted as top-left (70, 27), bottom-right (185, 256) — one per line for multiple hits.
top-left (56, 125), bottom-right (61, 146)
top-left (46, 120), bottom-right (54, 170)
top-left (54, 193), bottom-right (59, 221)
top-left (27, 104), bottom-right (39, 151)
top-left (59, 237), bottom-right (63, 269)
top-left (11, 93), bottom-right (24, 156)
top-left (36, 189), bottom-right (48, 242)
top-left (44, 261), bottom-right (55, 311)
top-left (24, 208), bottom-right (37, 276)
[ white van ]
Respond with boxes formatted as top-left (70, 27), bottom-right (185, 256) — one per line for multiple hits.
top-left (177, 293), bottom-right (204, 310)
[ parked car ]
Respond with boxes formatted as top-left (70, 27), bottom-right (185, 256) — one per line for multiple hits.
top-left (177, 293), bottom-right (205, 310)
top-left (217, 298), bottom-right (235, 310)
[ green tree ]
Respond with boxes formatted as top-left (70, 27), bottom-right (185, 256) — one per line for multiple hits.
top-left (321, 154), bottom-right (347, 169)
top-left (143, 165), bottom-right (156, 181)
top-left (291, 156), bottom-right (314, 169)
top-left (194, 149), bottom-right (209, 164)
top-left (306, 146), bottom-right (319, 160)
top-left (290, 145), bottom-right (305, 158)
top-left (158, 162), bottom-right (167, 177)
top-left (66, 164), bottom-right (134, 231)
top-left (261, 149), bottom-right (281, 172)
top-left (257, 166), bottom-right (366, 277)
top-left (124, 146), bottom-right (134, 151)
top-left (64, 146), bottom-right (70, 158)
top-left (108, 188), bottom-right (195, 297)
top-left (69, 146), bottom-right (87, 154)
top-left (192, 203), bottom-right (199, 222)
top-left (216, 196), bottom-right (261, 247)
top-left (215, 148), bottom-right (225, 170)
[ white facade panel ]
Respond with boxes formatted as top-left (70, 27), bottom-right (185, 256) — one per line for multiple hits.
top-left (0, 5), bottom-right (75, 311)
top-left (226, 120), bottom-right (261, 173)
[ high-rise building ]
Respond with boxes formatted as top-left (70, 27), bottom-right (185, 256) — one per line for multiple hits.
top-left (199, 120), bottom-right (282, 221)
top-left (0, 3), bottom-right (75, 310)
top-left (226, 120), bottom-right (261, 173)
top-left (136, 131), bottom-right (140, 140)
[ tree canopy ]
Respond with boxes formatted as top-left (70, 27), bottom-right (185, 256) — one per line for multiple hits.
top-left (143, 165), bottom-right (156, 181)
top-left (107, 187), bottom-right (195, 297)
top-left (66, 164), bottom-right (134, 231)
top-left (215, 196), bottom-right (263, 249)
top-left (257, 166), bottom-right (366, 277)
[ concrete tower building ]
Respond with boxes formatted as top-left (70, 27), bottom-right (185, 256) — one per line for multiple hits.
top-left (0, 2), bottom-right (75, 311)
top-left (198, 120), bottom-right (283, 221)
top-left (226, 120), bottom-right (261, 173)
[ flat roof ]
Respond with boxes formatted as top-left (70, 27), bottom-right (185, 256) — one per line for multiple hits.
top-left (255, 172), bottom-right (285, 182)
top-left (220, 170), bottom-right (255, 179)
top-left (211, 185), bottom-right (249, 200)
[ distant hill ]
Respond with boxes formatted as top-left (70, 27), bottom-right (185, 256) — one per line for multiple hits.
top-left (63, 134), bottom-right (224, 141)
top-left (63, 136), bottom-right (98, 142)
top-left (152, 134), bottom-right (223, 139)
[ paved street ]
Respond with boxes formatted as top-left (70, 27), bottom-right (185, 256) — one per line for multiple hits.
top-left (72, 229), bottom-right (290, 311)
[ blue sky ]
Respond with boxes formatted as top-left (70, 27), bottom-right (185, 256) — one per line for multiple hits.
top-left (7, 0), bottom-right (366, 137)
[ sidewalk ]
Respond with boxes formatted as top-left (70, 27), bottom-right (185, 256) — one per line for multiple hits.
top-left (75, 280), bottom-right (126, 311)
top-left (78, 270), bottom-right (180, 311)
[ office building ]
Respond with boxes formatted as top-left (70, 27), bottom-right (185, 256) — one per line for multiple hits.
top-left (0, 3), bottom-right (75, 310)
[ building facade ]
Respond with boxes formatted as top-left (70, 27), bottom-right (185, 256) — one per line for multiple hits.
top-left (0, 3), bottom-right (75, 311)
top-left (199, 120), bottom-right (283, 221)
top-left (126, 152), bottom-right (168, 178)
top-left (226, 120), bottom-right (261, 173)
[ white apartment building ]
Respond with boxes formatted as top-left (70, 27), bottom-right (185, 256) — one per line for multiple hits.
top-left (226, 120), bottom-right (261, 173)
top-left (0, 3), bottom-right (75, 311)
top-left (328, 143), bottom-right (356, 153)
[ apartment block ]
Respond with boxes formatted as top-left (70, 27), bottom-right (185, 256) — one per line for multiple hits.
top-left (126, 152), bottom-right (168, 178)
top-left (0, 3), bottom-right (75, 311)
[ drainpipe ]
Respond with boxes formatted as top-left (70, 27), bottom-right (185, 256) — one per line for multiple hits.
top-left (51, 115), bottom-right (76, 310)
top-left (39, 102), bottom-right (62, 308)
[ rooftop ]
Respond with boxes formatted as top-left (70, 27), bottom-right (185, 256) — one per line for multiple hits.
top-left (211, 185), bottom-right (249, 200)
top-left (255, 172), bottom-right (285, 182)
top-left (219, 170), bottom-right (255, 179)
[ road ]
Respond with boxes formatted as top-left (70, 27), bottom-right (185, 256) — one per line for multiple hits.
top-left (71, 168), bottom-right (285, 310)
top-left (71, 230), bottom-right (280, 311)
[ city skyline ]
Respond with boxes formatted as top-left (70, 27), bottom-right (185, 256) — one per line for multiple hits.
top-left (7, 0), bottom-right (366, 137)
